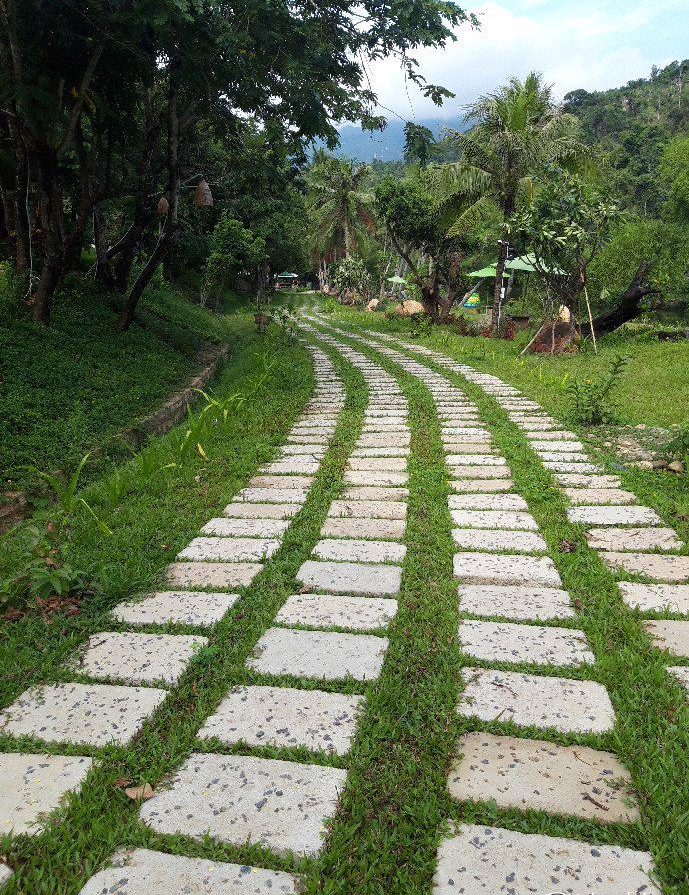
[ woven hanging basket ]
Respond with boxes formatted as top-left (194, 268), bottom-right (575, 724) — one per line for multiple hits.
top-left (194, 178), bottom-right (213, 207)
top-left (157, 195), bottom-right (169, 215)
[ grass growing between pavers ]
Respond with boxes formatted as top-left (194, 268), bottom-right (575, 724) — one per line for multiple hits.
top-left (339, 327), bottom-right (689, 895)
top-left (0, 327), bottom-right (371, 894)
top-left (300, 327), bottom-right (465, 895)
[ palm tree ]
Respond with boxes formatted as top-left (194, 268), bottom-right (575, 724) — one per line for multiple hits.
top-left (306, 153), bottom-right (375, 281)
top-left (449, 72), bottom-right (583, 334)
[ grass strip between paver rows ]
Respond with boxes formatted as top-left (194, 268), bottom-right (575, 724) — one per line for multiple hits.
top-left (333, 321), bottom-right (689, 895)
top-left (0, 331), bottom-right (368, 895)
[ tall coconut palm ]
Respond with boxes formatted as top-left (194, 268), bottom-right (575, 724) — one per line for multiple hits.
top-left (306, 153), bottom-right (375, 272)
top-left (449, 72), bottom-right (583, 334)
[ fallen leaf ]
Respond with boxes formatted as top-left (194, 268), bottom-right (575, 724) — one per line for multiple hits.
top-left (113, 777), bottom-right (132, 788)
top-left (125, 783), bottom-right (154, 801)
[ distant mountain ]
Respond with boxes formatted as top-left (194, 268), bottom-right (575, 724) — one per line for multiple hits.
top-left (333, 118), bottom-right (469, 162)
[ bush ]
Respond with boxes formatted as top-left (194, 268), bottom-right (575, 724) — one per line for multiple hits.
top-left (566, 354), bottom-right (627, 425)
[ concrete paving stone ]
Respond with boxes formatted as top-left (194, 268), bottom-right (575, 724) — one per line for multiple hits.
top-left (344, 470), bottom-right (409, 487)
top-left (247, 627), bottom-right (388, 681)
top-left (446, 455), bottom-right (507, 466)
top-left (313, 538), bottom-right (406, 564)
top-left (0, 682), bottom-right (167, 746)
top-left (447, 466), bottom-right (512, 480)
top-left (644, 619), bottom-right (689, 657)
top-left (280, 444), bottom-right (327, 456)
top-left (356, 433), bottom-right (410, 447)
top-left (543, 460), bottom-right (603, 473)
top-left (178, 536), bottom-right (280, 563)
top-left (448, 732), bottom-right (638, 822)
top-left (458, 620), bottom-right (594, 667)
top-left (348, 457), bottom-right (407, 471)
top-left (530, 440), bottom-right (584, 452)
top-left (451, 479), bottom-right (514, 494)
top-left (450, 510), bottom-right (538, 531)
top-left (341, 486), bottom-right (408, 501)
top-left (111, 590), bottom-right (240, 627)
top-left (669, 665), bottom-right (689, 695)
top-left (364, 409), bottom-right (409, 417)
top-left (0, 753), bottom-right (93, 836)
top-left (198, 685), bottom-right (363, 755)
top-left (351, 446), bottom-right (410, 457)
top-left (166, 561), bottom-right (262, 589)
top-left (526, 430), bottom-right (579, 440)
top-left (261, 459), bottom-right (321, 475)
top-left (567, 505), bottom-right (661, 526)
top-left (249, 475), bottom-right (314, 489)
top-left (452, 528), bottom-right (547, 553)
top-left (320, 517), bottom-right (406, 540)
top-left (441, 442), bottom-right (495, 454)
top-left (619, 582), bottom-right (689, 613)
top-left (442, 434), bottom-right (493, 444)
top-left (139, 753), bottom-right (346, 858)
top-left (235, 487), bottom-right (310, 504)
top-left (79, 848), bottom-right (298, 895)
top-left (223, 502), bottom-right (300, 519)
top-left (454, 553), bottom-right (561, 587)
top-left (440, 427), bottom-right (490, 437)
top-left (0, 864), bottom-right (10, 887)
top-left (289, 426), bottom-right (335, 436)
top-left (458, 667), bottom-right (615, 734)
top-left (71, 631), bottom-right (208, 686)
top-left (276, 592), bottom-right (398, 630)
top-left (361, 423), bottom-right (409, 432)
top-left (449, 494), bottom-right (528, 511)
top-left (565, 487), bottom-right (637, 505)
top-left (458, 584), bottom-right (574, 620)
top-left (535, 451), bottom-right (591, 463)
top-left (297, 559), bottom-right (401, 595)
top-left (555, 473), bottom-right (622, 488)
top-left (601, 552), bottom-right (689, 581)
top-left (587, 527), bottom-right (683, 552)
top-left (286, 435), bottom-right (330, 444)
top-left (328, 499), bottom-right (407, 519)
top-left (202, 518), bottom-right (290, 538)
top-left (432, 823), bottom-right (659, 894)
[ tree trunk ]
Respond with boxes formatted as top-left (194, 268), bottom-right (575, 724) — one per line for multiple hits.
top-left (581, 261), bottom-right (660, 336)
top-left (31, 146), bottom-right (63, 325)
top-left (8, 112), bottom-right (31, 273)
top-left (93, 204), bottom-right (114, 288)
top-left (118, 81), bottom-right (179, 332)
top-left (491, 232), bottom-right (509, 336)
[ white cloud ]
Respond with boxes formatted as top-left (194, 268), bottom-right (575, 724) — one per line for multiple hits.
top-left (365, 1), bottom-right (672, 121)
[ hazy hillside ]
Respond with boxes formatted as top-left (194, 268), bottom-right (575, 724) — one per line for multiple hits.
top-left (334, 118), bottom-right (468, 161)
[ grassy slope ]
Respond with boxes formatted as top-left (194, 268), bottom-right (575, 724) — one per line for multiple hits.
top-left (0, 277), bottom-right (236, 492)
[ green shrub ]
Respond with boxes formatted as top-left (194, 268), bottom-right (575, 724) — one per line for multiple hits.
top-left (566, 354), bottom-right (627, 425)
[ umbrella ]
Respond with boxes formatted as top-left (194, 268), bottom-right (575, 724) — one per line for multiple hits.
top-left (467, 266), bottom-right (509, 279)
top-left (387, 275), bottom-right (408, 284)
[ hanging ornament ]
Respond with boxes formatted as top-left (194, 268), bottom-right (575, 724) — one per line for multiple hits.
top-left (157, 195), bottom-right (169, 215)
top-left (194, 178), bottom-right (213, 207)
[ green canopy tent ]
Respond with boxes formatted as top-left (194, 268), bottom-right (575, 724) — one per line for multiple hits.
top-left (387, 275), bottom-right (408, 284)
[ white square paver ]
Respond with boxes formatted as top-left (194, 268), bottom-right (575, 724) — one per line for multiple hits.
top-left (448, 732), bottom-right (638, 822)
top-left (459, 620), bottom-right (594, 667)
top-left (669, 665), bottom-right (689, 695)
top-left (0, 683), bottom-right (167, 746)
top-left (433, 824), bottom-right (659, 894)
top-left (452, 529), bottom-right (546, 553)
top-left (556, 474), bottom-right (622, 488)
top-left (178, 537), bottom-right (280, 562)
top-left (341, 486), bottom-right (408, 502)
top-left (449, 494), bottom-right (527, 511)
top-left (587, 527), bottom-right (683, 552)
top-left (565, 487), bottom-right (637, 505)
top-left (320, 518), bottom-right (406, 540)
top-left (644, 620), bottom-right (689, 657)
top-left (250, 475), bottom-right (314, 489)
top-left (601, 552), bottom-right (689, 582)
top-left (0, 753), bottom-right (93, 836)
top-left (447, 466), bottom-right (511, 480)
top-left (454, 553), bottom-right (561, 587)
top-left (236, 487), bottom-right (310, 504)
top-left (451, 479), bottom-right (514, 493)
top-left (313, 539), bottom-right (406, 564)
top-left (619, 582), bottom-right (689, 614)
top-left (458, 585), bottom-right (574, 621)
top-left (165, 562), bottom-right (262, 589)
top-left (567, 506), bottom-right (661, 526)
top-left (139, 754), bottom-right (346, 857)
top-left (223, 503), bottom-right (301, 519)
top-left (458, 668), bottom-right (615, 734)
top-left (276, 593), bottom-right (397, 631)
top-left (297, 560), bottom-right (401, 595)
top-left (202, 518), bottom-right (290, 538)
top-left (198, 685), bottom-right (363, 755)
top-left (70, 631), bottom-right (208, 686)
top-left (344, 470), bottom-right (408, 487)
top-left (247, 627), bottom-right (388, 681)
top-left (328, 500), bottom-right (407, 520)
top-left (450, 511), bottom-right (538, 531)
top-left (262, 459), bottom-right (320, 474)
top-left (79, 848), bottom-right (298, 894)
top-left (111, 591), bottom-right (240, 627)
top-left (348, 457), bottom-right (407, 471)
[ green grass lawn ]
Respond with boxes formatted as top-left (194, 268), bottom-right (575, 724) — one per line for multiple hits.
top-left (0, 276), bottom-right (237, 493)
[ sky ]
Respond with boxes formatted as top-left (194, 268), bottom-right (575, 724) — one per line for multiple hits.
top-left (362, 0), bottom-right (689, 123)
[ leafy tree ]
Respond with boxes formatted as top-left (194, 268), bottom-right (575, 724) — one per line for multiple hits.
top-left (449, 72), bottom-right (583, 333)
top-left (203, 214), bottom-right (265, 307)
top-left (307, 154), bottom-right (375, 261)
top-left (404, 122), bottom-right (436, 167)
top-left (660, 136), bottom-right (689, 223)
top-left (332, 256), bottom-right (371, 305)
